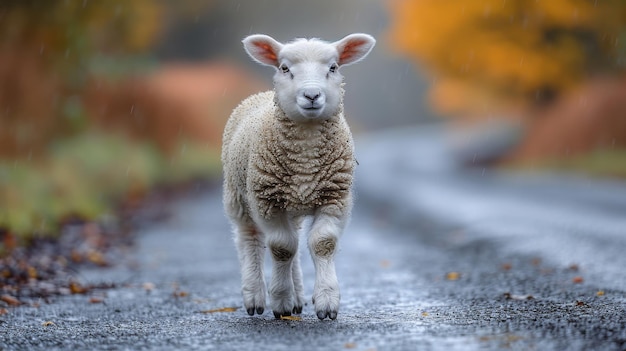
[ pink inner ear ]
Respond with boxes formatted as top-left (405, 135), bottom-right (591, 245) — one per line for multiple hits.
top-left (340, 39), bottom-right (367, 63)
top-left (254, 41), bottom-right (277, 61)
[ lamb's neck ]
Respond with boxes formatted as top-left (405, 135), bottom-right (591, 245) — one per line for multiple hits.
top-left (269, 104), bottom-right (347, 177)
top-left (274, 106), bottom-right (344, 142)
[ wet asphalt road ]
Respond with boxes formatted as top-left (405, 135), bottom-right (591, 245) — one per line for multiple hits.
top-left (2, 127), bottom-right (626, 351)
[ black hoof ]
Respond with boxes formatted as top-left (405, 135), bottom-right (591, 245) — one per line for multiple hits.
top-left (293, 305), bottom-right (303, 314)
top-left (247, 307), bottom-right (264, 316)
top-left (316, 310), bottom-right (338, 320)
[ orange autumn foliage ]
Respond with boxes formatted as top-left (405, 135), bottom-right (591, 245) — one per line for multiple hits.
top-left (387, 0), bottom-right (626, 119)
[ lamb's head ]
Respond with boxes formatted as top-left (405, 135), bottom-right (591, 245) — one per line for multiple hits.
top-left (243, 33), bottom-right (375, 122)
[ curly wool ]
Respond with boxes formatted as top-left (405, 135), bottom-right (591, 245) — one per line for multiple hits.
top-left (222, 89), bottom-right (354, 220)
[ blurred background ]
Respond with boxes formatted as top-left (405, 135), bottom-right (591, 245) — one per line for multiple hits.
top-left (1, 0), bottom-right (625, 239)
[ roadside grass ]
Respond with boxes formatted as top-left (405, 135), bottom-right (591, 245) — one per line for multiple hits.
top-left (508, 148), bottom-right (626, 179)
top-left (0, 131), bottom-right (221, 243)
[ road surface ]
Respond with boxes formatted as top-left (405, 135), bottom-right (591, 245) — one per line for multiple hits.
top-left (2, 127), bottom-right (625, 350)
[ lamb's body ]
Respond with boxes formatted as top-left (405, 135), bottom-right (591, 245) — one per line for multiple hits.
top-left (222, 33), bottom-right (374, 320)
top-left (223, 90), bottom-right (354, 221)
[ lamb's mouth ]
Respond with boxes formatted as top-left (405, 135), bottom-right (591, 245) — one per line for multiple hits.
top-left (298, 105), bottom-right (325, 119)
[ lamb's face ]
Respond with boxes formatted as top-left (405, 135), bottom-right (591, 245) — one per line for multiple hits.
top-left (274, 40), bottom-right (343, 121)
top-left (243, 34), bottom-right (376, 122)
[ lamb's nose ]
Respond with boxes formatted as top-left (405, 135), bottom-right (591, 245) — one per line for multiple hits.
top-left (303, 89), bottom-right (321, 102)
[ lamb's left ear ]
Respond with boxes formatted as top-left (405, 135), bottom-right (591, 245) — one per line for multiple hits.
top-left (333, 33), bottom-right (376, 66)
top-left (242, 34), bottom-right (284, 67)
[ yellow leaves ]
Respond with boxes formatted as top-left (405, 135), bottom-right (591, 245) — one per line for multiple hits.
top-left (446, 272), bottom-right (461, 281)
top-left (387, 0), bottom-right (626, 117)
top-left (173, 291), bottom-right (189, 298)
top-left (42, 321), bottom-right (56, 327)
top-left (89, 297), bottom-right (104, 304)
top-left (201, 307), bottom-right (239, 314)
top-left (0, 295), bottom-right (20, 306)
top-left (69, 281), bottom-right (89, 294)
top-left (596, 290), bottom-right (605, 296)
top-left (279, 315), bottom-right (302, 321)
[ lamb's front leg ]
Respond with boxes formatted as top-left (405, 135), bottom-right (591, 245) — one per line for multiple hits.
top-left (259, 216), bottom-right (298, 318)
top-left (308, 212), bottom-right (346, 320)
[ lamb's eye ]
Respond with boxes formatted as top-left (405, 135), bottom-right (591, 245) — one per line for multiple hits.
top-left (280, 64), bottom-right (290, 73)
top-left (329, 63), bottom-right (338, 73)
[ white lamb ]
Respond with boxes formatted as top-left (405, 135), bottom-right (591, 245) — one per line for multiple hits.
top-left (222, 33), bottom-right (375, 320)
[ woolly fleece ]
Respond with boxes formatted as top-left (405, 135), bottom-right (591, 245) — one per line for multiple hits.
top-left (222, 89), bottom-right (354, 221)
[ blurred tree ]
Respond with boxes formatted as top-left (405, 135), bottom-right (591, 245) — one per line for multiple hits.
top-left (387, 0), bottom-right (626, 119)
top-left (0, 0), bottom-right (164, 157)
top-left (0, 0), bottom-right (214, 157)
top-left (0, 1), bottom-right (221, 236)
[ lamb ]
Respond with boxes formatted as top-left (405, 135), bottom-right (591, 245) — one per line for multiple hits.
top-left (221, 33), bottom-right (375, 320)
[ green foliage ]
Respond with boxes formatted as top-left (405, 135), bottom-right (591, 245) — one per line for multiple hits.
top-left (0, 1), bottom-right (222, 240)
top-left (0, 133), bottom-right (221, 237)
top-left (510, 148), bottom-right (626, 178)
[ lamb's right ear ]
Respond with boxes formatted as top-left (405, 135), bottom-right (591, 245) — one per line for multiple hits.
top-left (242, 34), bottom-right (283, 67)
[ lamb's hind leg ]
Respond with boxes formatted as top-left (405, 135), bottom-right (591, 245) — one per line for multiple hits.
top-left (291, 249), bottom-right (305, 314)
top-left (234, 222), bottom-right (267, 316)
top-left (290, 215), bottom-right (305, 314)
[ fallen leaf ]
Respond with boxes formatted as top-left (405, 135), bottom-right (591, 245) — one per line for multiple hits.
top-left (446, 272), bottom-right (460, 281)
top-left (597, 290), bottom-right (605, 296)
top-left (503, 292), bottom-right (534, 300)
top-left (70, 250), bottom-right (83, 263)
top-left (87, 250), bottom-right (108, 266)
top-left (568, 264), bottom-right (580, 271)
top-left (27, 266), bottom-right (38, 279)
top-left (572, 276), bottom-right (584, 284)
top-left (344, 342), bottom-right (357, 349)
top-left (0, 308), bottom-right (8, 315)
top-left (89, 297), bottom-right (104, 304)
top-left (201, 307), bottom-right (239, 313)
top-left (142, 282), bottom-right (155, 292)
top-left (69, 281), bottom-right (88, 294)
top-left (173, 290), bottom-right (189, 298)
top-left (501, 263), bottom-right (512, 271)
top-left (421, 312), bottom-right (429, 317)
top-left (379, 260), bottom-right (391, 268)
top-left (279, 315), bottom-right (302, 321)
top-left (42, 321), bottom-right (56, 327)
top-left (531, 258), bottom-right (542, 266)
top-left (575, 300), bottom-right (588, 307)
top-left (1, 294), bottom-right (21, 306)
